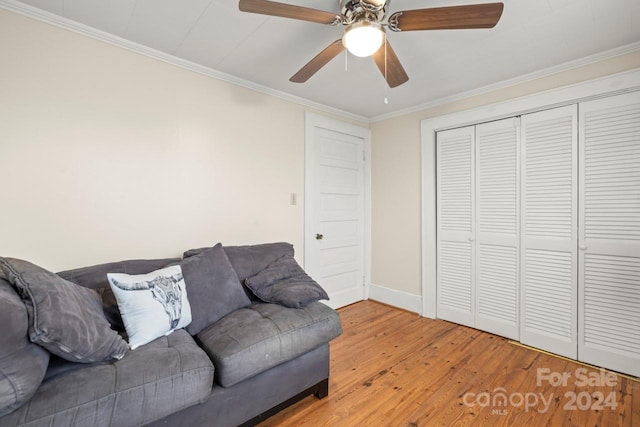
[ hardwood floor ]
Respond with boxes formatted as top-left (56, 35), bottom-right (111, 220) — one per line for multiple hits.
top-left (260, 300), bottom-right (639, 427)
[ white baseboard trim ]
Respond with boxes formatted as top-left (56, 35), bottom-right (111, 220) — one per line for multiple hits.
top-left (368, 284), bottom-right (422, 315)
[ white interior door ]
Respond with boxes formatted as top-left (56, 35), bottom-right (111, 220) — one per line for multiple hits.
top-left (520, 105), bottom-right (578, 359)
top-left (475, 118), bottom-right (520, 340)
top-left (578, 91), bottom-right (640, 377)
top-left (436, 125), bottom-right (475, 327)
top-left (304, 113), bottom-right (369, 309)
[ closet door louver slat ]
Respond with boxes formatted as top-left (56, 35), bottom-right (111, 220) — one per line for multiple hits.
top-left (579, 91), bottom-right (640, 377)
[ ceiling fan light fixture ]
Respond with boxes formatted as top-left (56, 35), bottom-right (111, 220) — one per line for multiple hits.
top-left (342, 20), bottom-right (384, 57)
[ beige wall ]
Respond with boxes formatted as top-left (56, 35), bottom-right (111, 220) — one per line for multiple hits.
top-left (370, 51), bottom-right (640, 296)
top-left (2, 8), bottom-right (638, 296)
top-left (0, 10), bottom-right (363, 271)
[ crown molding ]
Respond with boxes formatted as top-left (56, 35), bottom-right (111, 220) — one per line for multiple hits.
top-left (0, 0), bottom-right (370, 124)
top-left (369, 40), bottom-right (640, 123)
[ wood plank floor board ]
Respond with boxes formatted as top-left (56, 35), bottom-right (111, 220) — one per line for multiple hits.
top-left (627, 378), bottom-right (635, 424)
top-left (435, 339), bottom-right (531, 426)
top-left (406, 332), bottom-right (503, 425)
top-left (352, 330), bottom-right (482, 426)
top-left (631, 377), bottom-right (640, 426)
top-left (259, 301), bottom-right (639, 427)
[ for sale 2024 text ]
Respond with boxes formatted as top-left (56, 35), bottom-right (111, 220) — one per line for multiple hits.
top-left (462, 367), bottom-right (619, 415)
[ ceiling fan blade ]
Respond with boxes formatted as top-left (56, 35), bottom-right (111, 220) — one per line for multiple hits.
top-left (372, 40), bottom-right (409, 88)
top-left (388, 3), bottom-right (504, 32)
top-left (239, 0), bottom-right (341, 24)
top-left (290, 40), bottom-right (345, 83)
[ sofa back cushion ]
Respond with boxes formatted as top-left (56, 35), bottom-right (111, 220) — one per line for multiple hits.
top-left (0, 278), bottom-right (50, 417)
top-left (174, 244), bottom-right (251, 335)
top-left (58, 258), bottom-right (179, 331)
top-left (184, 242), bottom-right (294, 282)
top-left (58, 258), bottom-right (180, 290)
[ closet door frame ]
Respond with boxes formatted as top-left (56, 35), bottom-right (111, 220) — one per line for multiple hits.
top-left (422, 69), bottom-right (640, 319)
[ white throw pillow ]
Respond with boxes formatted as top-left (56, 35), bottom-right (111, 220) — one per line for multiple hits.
top-left (107, 265), bottom-right (192, 350)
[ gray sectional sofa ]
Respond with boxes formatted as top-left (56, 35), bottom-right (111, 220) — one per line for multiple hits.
top-left (0, 242), bottom-right (342, 427)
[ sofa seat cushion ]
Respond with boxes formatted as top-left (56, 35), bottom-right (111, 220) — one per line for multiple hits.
top-left (0, 330), bottom-right (214, 427)
top-left (197, 302), bottom-right (342, 388)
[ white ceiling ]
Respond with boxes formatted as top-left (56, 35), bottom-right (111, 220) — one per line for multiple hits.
top-left (4, 0), bottom-right (640, 119)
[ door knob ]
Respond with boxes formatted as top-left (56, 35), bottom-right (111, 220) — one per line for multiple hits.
top-left (316, 233), bottom-right (324, 240)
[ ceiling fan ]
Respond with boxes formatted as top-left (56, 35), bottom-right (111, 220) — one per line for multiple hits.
top-left (238, 0), bottom-right (504, 88)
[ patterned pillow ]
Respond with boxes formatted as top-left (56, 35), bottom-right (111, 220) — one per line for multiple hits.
top-left (107, 265), bottom-right (192, 350)
top-left (0, 258), bottom-right (129, 363)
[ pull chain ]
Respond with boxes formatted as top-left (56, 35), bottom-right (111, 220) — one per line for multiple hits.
top-left (383, 36), bottom-right (389, 104)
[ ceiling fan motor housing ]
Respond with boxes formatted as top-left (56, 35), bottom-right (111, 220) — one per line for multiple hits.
top-left (341, 0), bottom-right (387, 25)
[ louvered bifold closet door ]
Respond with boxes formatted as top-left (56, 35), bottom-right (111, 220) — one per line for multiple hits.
top-left (437, 125), bottom-right (475, 327)
top-left (520, 105), bottom-right (578, 359)
top-left (578, 91), bottom-right (640, 377)
top-left (475, 118), bottom-right (520, 340)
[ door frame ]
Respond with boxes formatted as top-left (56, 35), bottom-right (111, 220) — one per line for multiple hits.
top-left (422, 68), bottom-right (640, 319)
top-left (304, 112), bottom-right (372, 303)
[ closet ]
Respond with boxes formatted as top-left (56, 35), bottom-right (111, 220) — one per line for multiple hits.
top-left (435, 91), bottom-right (640, 376)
